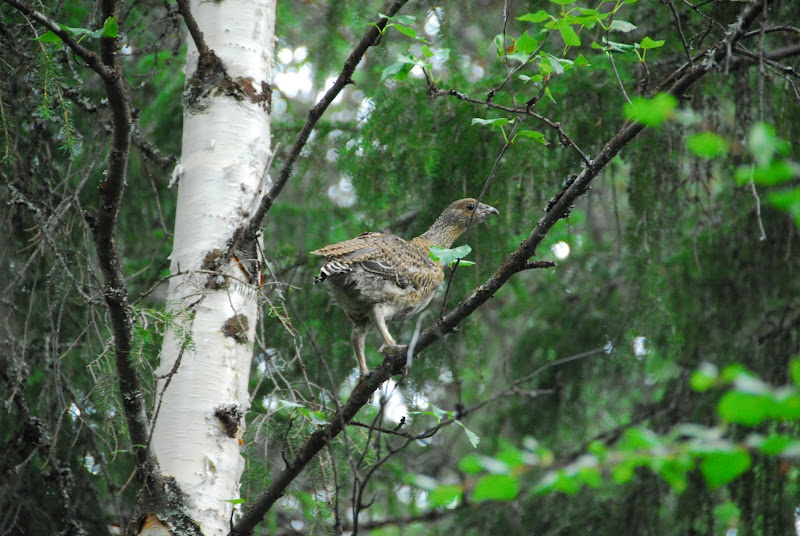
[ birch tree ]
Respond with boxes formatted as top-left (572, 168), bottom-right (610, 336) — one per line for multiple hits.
top-left (148, 0), bottom-right (275, 534)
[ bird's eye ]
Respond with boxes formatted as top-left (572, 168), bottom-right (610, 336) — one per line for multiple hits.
top-left (466, 203), bottom-right (475, 211)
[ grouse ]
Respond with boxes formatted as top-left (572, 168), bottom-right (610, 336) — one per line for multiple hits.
top-left (311, 198), bottom-right (499, 376)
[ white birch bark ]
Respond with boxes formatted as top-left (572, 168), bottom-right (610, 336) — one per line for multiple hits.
top-left (151, 1), bottom-right (275, 534)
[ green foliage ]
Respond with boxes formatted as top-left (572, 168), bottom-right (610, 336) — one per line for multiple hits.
top-left (429, 245), bottom-right (475, 267)
top-left (624, 93), bottom-right (677, 127)
top-left (5, 0), bottom-right (800, 534)
top-left (733, 123), bottom-right (800, 225)
top-left (35, 16), bottom-right (119, 43)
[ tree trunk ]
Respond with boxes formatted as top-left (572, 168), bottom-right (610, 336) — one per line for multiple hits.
top-left (150, 1), bottom-right (275, 534)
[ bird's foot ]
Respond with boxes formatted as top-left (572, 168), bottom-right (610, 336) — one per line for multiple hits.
top-left (378, 343), bottom-right (400, 357)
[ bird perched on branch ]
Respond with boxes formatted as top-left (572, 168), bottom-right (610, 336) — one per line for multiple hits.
top-left (311, 198), bottom-right (499, 376)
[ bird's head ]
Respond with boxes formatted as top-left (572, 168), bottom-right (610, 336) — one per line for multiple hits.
top-left (416, 198), bottom-right (500, 248)
top-left (449, 198), bottom-right (500, 225)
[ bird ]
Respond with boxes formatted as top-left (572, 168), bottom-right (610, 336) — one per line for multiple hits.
top-left (311, 198), bottom-right (499, 376)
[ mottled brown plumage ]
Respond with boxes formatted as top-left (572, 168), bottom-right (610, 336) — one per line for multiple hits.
top-left (311, 198), bottom-right (499, 375)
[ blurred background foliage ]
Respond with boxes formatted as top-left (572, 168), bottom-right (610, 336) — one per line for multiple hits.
top-left (1, 0), bottom-right (800, 534)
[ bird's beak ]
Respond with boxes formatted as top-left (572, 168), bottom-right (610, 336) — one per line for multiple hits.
top-left (475, 202), bottom-right (499, 223)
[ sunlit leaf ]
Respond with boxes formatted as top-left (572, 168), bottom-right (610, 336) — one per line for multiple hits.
top-left (429, 484), bottom-right (463, 506)
top-left (456, 419), bottom-right (481, 448)
top-left (714, 501), bottom-right (741, 527)
top-left (610, 20), bottom-right (637, 32)
top-left (459, 453), bottom-right (483, 474)
top-left (574, 53), bottom-right (590, 66)
top-left (429, 245), bottom-right (474, 267)
top-left (515, 130), bottom-right (548, 145)
top-left (518, 11), bottom-right (551, 23)
top-left (639, 36), bottom-right (665, 49)
top-left (717, 391), bottom-right (772, 425)
top-left (559, 26), bottom-right (581, 46)
top-left (687, 132), bottom-right (729, 158)
top-left (790, 359), bottom-right (800, 388)
top-left (33, 31), bottom-right (63, 43)
top-left (748, 122), bottom-right (790, 165)
top-left (381, 56), bottom-right (416, 81)
top-left (624, 93), bottom-right (677, 127)
top-left (515, 31), bottom-right (540, 55)
top-left (382, 14), bottom-right (416, 26)
top-left (471, 117), bottom-right (509, 127)
top-left (472, 474), bottom-right (519, 501)
top-left (101, 16), bottom-right (119, 38)
top-left (690, 362), bottom-right (718, 391)
top-left (392, 24), bottom-right (417, 39)
top-left (699, 450), bottom-right (751, 488)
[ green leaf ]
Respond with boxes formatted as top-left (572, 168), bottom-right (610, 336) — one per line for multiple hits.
top-left (574, 53), bottom-right (590, 66)
top-left (559, 26), bottom-right (581, 46)
top-left (690, 362), bottom-right (718, 391)
top-left (517, 11), bottom-right (551, 23)
top-left (33, 31), bottom-right (63, 43)
top-left (620, 427), bottom-right (662, 450)
top-left (717, 391), bottom-right (772, 426)
top-left (612, 461), bottom-right (635, 483)
top-left (392, 24), bottom-right (417, 39)
top-left (747, 161), bottom-right (800, 186)
top-left (471, 117), bottom-right (509, 127)
top-left (721, 363), bottom-right (751, 383)
top-left (456, 420), bottom-right (481, 448)
top-left (553, 469), bottom-right (582, 494)
top-left (459, 453), bottom-right (483, 474)
top-left (653, 457), bottom-right (690, 493)
top-left (789, 359), bottom-right (800, 388)
top-left (610, 20), bottom-right (637, 32)
top-left (381, 56), bottom-right (416, 82)
top-left (748, 122), bottom-right (790, 165)
top-left (515, 130), bottom-right (548, 145)
top-left (223, 498), bottom-right (246, 504)
top-left (753, 432), bottom-right (794, 455)
top-left (549, 0), bottom-right (576, 4)
top-left (382, 14), bottom-right (416, 26)
top-left (772, 392), bottom-right (800, 420)
top-left (515, 31), bottom-right (540, 55)
top-left (101, 16), bottom-right (119, 38)
top-left (699, 450), bottom-right (751, 488)
top-left (429, 245), bottom-right (473, 267)
top-left (429, 484), bottom-right (463, 507)
top-left (639, 36), bottom-right (665, 49)
top-left (421, 45), bottom-right (433, 58)
top-left (713, 501), bottom-right (741, 527)
top-left (408, 473), bottom-right (439, 490)
top-left (623, 93), bottom-right (677, 127)
top-left (472, 474), bottom-right (519, 502)
top-left (687, 132), bottom-right (729, 158)
top-left (766, 188), bottom-right (800, 226)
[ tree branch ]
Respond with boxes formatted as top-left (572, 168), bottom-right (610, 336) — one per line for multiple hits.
top-left (1, 0), bottom-right (115, 81)
top-left (242, 0), bottom-right (411, 240)
top-left (231, 3), bottom-right (766, 534)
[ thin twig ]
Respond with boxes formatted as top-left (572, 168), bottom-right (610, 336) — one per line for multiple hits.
top-left (665, 0), bottom-right (693, 64)
top-left (243, 0), bottom-right (411, 241)
top-left (230, 4), bottom-right (768, 533)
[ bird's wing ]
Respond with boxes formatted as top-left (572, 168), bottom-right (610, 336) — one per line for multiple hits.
top-left (311, 233), bottom-right (439, 289)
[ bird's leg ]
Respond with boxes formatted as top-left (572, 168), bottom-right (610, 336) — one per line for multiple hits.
top-left (370, 307), bottom-right (398, 355)
top-left (351, 324), bottom-right (370, 376)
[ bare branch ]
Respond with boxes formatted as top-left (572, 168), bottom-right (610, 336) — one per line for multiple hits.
top-left (174, 0), bottom-right (211, 56)
top-left (233, 3), bottom-right (767, 534)
top-left (243, 0), bottom-right (411, 240)
top-left (0, 0), bottom-right (114, 81)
